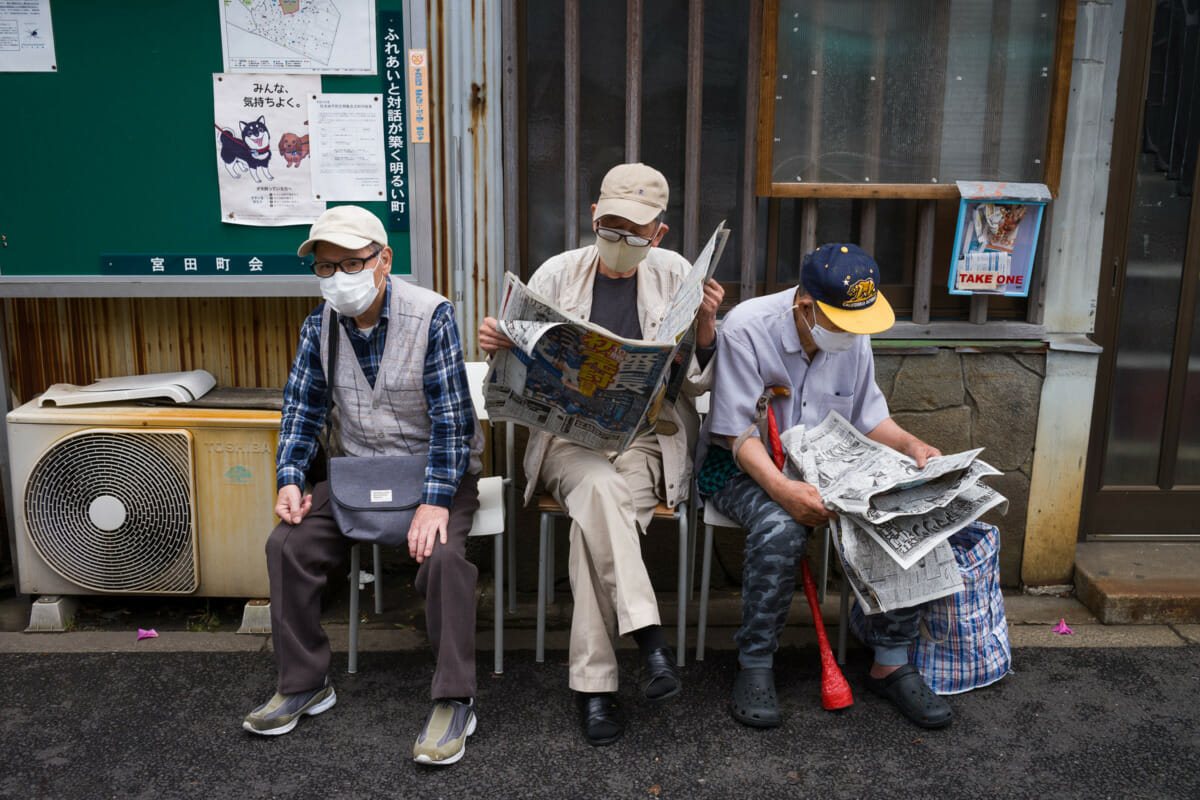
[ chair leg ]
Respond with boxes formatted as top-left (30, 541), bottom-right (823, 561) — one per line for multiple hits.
top-left (372, 543), bottom-right (384, 615)
top-left (505, 478), bottom-right (517, 613)
top-left (696, 523), bottom-right (714, 661)
top-left (348, 543), bottom-right (360, 675)
top-left (494, 533), bottom-right (504, 675)
top-left (536, 513), bottom-right (550, 663)
top-left (837, 578), bottom-right (850, 665)
top-left (547, 522), bottom-right (555, 604)
top-left (687, 494), bottom-right (698, 601)
top-left (818, 525), bottom-right (830, 605)
top-left (675, 504), bottom-right (687, 668)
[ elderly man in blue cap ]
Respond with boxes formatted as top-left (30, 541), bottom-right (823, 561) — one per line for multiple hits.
top-left (696, 243), bottom-right (951, 730)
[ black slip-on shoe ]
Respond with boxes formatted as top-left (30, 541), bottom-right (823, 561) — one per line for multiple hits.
top-left (578, 692), bottom-right (624, 746)
top-left (638, 646), bottom-right (682, 702)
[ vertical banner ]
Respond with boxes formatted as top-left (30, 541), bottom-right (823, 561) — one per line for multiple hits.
top-left (380, 11), bottom-right (410, 231)
top-left (212, 73), bottom-right (325, 226)
top-left (408, 49), bottom-right (429, 144)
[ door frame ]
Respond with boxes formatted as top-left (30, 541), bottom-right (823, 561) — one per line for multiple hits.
top-left (1081, 0), bottom-right (1200, 539)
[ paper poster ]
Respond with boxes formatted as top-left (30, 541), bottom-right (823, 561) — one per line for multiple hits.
top-left (218, 0), bottom-right (376, 75)
top-left (308, 93), bottom-right (386, 201)
top-left (0, 0), bottom-right (56, 72)
top-left (213, 73), bottom-right (325, 226)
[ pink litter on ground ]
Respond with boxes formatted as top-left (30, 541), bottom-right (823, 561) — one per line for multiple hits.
top-left (1052, 618), bottom-right (1074, 635)
top-left (136, 628), bottom-right (158, 641)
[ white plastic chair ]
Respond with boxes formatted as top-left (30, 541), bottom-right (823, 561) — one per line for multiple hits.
top-left (347, 361), bottom-right (507, 675)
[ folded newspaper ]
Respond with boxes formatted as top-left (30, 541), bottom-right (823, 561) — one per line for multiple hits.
top-left (484, 223), bottom-right (730, 451)
top-left (781, 411), bottom-right (1007, 614)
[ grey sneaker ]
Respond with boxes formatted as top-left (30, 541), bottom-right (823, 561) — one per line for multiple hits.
top-left (413, 699), bottom-right (476, 765)
top-left (242, 680), bottom-right (336, 736)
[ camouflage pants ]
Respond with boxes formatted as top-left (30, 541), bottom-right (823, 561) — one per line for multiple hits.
top-left (709, 472), bottom-right (920, 668)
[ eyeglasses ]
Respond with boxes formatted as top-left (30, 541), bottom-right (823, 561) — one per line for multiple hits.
top-left (309, 247), bottom-right (382, 278)
top-left (595, 223), bottom-right (660, 248)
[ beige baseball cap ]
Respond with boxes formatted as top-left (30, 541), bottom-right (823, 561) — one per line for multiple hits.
top-left (297, 206), bottom-right (388, 257)
top-left (593, 163), bottom-right (669, 225)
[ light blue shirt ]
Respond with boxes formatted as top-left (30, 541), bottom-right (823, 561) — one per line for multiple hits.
top-left (698, 286), bottom-right (890, 470)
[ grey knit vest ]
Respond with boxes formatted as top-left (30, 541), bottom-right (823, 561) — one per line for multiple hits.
top-left (319, 276), bottom-right (482, 476)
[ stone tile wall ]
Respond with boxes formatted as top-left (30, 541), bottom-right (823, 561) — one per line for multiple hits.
top-left (875, 349), bottom-right (1044, 587)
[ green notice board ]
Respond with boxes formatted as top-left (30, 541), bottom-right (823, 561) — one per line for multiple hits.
top-left (0, 1), bottom-right (409, 284)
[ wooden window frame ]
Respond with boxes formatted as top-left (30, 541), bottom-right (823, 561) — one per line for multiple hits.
top-left (755, 0), bottom-right (1077, 201)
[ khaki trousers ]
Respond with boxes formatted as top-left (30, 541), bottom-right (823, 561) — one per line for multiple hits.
top-left (541, 436), bottom-right (665, 692)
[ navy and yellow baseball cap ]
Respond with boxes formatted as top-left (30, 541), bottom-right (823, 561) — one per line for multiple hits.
top-left (800, 243), bottom-right (895, 335)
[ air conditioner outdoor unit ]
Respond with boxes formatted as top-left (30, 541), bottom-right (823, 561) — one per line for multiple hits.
top-left (7, 399), bottom-right (280, 598)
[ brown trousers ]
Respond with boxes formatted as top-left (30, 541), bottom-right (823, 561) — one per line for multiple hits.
top-left (266, 473), bottom-right (480, 699)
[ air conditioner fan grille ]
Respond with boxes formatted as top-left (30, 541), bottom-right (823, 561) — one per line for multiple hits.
top-left (24, 430), bottom-right (197, 593)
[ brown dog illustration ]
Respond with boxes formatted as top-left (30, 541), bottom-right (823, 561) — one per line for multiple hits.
top-left (279, 133), bottom-right (310, 167)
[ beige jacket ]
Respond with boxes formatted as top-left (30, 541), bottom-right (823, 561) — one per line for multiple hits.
top-left (521, 244), bottom-right (714, 508)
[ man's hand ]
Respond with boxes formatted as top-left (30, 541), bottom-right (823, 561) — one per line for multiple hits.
top-left (275, 484), bottom-right (312, 525)
top-left (774, 479), bottom-right (838, 527)
top-left (407, 503), bottom-right (451, 564)
top-left (903, 439), bottom-right (942, 469)
top-left (730, 435), bottom-right (836, 527)
top-left (479, 316), bottom-right (515, 354)
top-left (696, 278), bottom-right (725, 348)
top-left (866, 417), bottom-right (941, 468)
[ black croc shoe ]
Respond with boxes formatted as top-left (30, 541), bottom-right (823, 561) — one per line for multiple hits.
top-left (865, 664), bottom-right (953, 729)
top-left (730, 667), bottom-right (781, 728)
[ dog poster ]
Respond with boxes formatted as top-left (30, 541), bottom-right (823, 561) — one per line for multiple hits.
top-left (213, 73), bottom-right (325, 226)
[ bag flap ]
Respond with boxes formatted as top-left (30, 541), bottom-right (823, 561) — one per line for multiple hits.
top-left (328, 455), bottom-right (425, 511)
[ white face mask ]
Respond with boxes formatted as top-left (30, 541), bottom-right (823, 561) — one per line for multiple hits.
top-left (595, 235), bottom-right (650, 273)
top-left (797, 304), bottom-right (858, 353)
top-left (321, 268), bottom-right (379, 318)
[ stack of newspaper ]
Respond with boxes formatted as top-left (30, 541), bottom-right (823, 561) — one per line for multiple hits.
top-left (780, 411), bottom-right (1007, 615)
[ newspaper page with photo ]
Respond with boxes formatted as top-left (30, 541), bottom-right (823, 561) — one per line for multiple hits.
top-left (483, 222), bottom-right (729, 451)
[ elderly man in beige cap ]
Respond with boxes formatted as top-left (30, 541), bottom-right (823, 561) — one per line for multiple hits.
top-left (242, 205), bottom-right (486, 767)
top-left (480, 163), bottom-right (724, 745)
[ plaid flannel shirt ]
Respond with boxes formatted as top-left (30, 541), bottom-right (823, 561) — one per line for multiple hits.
top-left (276, 282), bottom-right (474, 508)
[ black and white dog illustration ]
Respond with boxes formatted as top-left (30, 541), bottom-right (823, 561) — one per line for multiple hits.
top-left (216, 116), bottom-right (274, 183)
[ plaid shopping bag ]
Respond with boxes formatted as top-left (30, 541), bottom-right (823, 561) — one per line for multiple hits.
top-left (850, 521), bottom-right (1012, 695)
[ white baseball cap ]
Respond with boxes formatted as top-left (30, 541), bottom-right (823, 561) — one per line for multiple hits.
top-left (297, 206), bottom-right (388, 257)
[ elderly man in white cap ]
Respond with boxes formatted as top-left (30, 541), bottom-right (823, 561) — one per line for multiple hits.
top-left (242, 205), bottom-right (485, 767)
top-left (480, 163), bottom-right (724, 745)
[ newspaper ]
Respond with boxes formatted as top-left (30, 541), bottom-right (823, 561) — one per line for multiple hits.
top-left (795, 411), bottom-right (984, 515)
top-left (852, 482), bottom-right (1008, 570)
top-left (834, 516), bottom-right (965, 614)
top-left (860, 459), bottom-right (1002, 524)
top-left (484, 223), bottom-right (730, 451)
top-left (779, 409), bottom-right (1007, 612)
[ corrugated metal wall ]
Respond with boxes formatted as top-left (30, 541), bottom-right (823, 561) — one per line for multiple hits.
top-left (2, 297), bottom-right (312, 403)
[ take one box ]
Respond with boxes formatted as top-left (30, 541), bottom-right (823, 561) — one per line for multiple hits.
top-left (948, 181), bottom-right (1049, 298)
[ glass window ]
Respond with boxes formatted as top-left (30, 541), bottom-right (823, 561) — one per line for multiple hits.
top-left (767, 0), bottom-right (1059, 188)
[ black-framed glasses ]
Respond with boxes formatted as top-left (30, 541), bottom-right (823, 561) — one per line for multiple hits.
top-left (309, 247), bottom-right (382, 278)
top-left (595, 223), bottom-right (659, 248)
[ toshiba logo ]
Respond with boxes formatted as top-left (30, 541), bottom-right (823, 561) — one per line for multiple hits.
top-left (204, 441), bottom-right (271, 454)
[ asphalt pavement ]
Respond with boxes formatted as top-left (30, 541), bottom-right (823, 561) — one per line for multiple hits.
top-left (2, 638), bottom-right (1198, 799)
